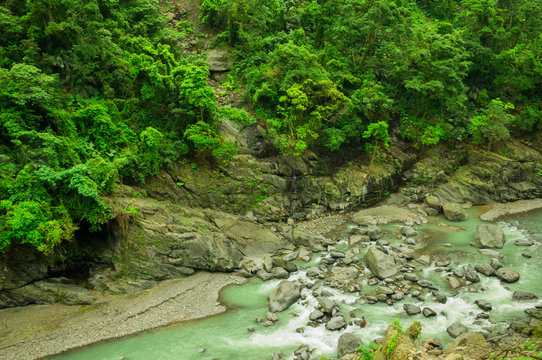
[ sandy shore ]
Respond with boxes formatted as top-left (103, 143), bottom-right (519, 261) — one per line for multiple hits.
top-left (0, 272), bottom-right (245, 360)
top-left (480, 198), bottom-right (542, 221)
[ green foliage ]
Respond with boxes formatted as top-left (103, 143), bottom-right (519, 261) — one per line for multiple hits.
top-left (468, 99), bottom-right (515, 149)
top-left (356, 342), bottom-right (379, 360)
top-left (184, 121), bottom-right (238, 163)
top-left (0, 0), bottom-right (234, 254)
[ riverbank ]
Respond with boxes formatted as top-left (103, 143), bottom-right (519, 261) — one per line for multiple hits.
top-left (0, 272), bottom-right (245, 360)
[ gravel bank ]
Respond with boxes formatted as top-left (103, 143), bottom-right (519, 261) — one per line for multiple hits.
top-left (480, 199), bottom-right (542, 221)
top-left (0, 272), bottom-right (244, 360)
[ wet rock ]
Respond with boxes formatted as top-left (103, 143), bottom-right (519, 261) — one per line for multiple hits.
top-left (364, 247), bottom-right (398, 279)
top-left (426, 207), bottom-right (440, 216)
top-left (417, 255), bottom-right (431, 266)
top-left (515, 238), bottom-right (534, 246)
top-left (447, 322), bottom-right (468, 338)
top-left (495, 268), bottom-right (520, 283)
top-left (306, 267), bottom-right (320, 278)
top-left (513, 291), bottom-right (538, 301)
top-left (404, 303), bottom-right (421, 315)
top-left (367, 225), bottom-right (383, 240)
top-left (419, 280), bottom-right (438, 290)
top-left (272, 267), bottom-right (289, 279)
top-left (283, 251), bottom-right (299, 262)
top-left (478, 249), bottom-right (504, 258)
top-left (490, 258), bottom-right (503, 270)
top-left (326, 316), bottom-right (347, 331)
top-left (474, 225), bottom-right (505, 249)
top-left (422, 307), bottom-right (437, 317)
top-left (263, 320), bottom-right (274, 327)
top-left (317, 297), bottom-right (336, 314)
top-left (404, 273), bottom-right (419, 282)
top-left (263, 255), bottom-right (273, 272)
top-left (272, 257), bottom-right (298, 272)
top-left (377, 286), bottom-right (394, 295)
top-left (349, 235), bottom-right (370, 246)
top-left (433, 291), bottom-right (448, 304)
top-left (338, 333), bottom-right (362, 358)
top-left (463, 265), bottom-right (480, 283)
top-left (443, 203), bottom-right (468, 221)
top-left (272, 351), bottom-right (285, 360)
top-left (425, 195), bottom-right (442, 212)
top-left (475, 300), bottom-right (492, 311)
top-left (405, 238), bottom-right (416, 245)
top-left (257, 269), bottom-right (274, 281)
top-left (474, 264), bottom-right (495, 277)
top-left (267, 312), bottom-right (279, 322)
top-left (309, 310), bottom-right (324, 321)
top-left (525, 308), bottom-right (542, 319)
top-left (268, 280), bottom-right (302, 312)
top-left (240, 257), bottom-right (262, 274)
top-left (401, 226), bottom-right (418, 237)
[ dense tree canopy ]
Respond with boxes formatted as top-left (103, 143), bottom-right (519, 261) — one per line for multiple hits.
top-left (0, 0), bottom-right (540, 254)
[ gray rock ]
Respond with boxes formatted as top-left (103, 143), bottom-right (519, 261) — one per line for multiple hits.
top-left (376, 286), bottom-right (394, 295)
top-left (404, 303), bottom-right (421, 315)
top-left (490, 258), bottom-right (503, 270)
top-left (405, 238), bottom-right (416, 245)
top-left (422, 307), bottom-right (436, 317)
top-left (514, 238), bottom-right (534, 246)
top-left (272, 352), bottom-right (285, 360)
top-left (272, 257), bottom-right (298, 272)
top-left (317, 297), bottom-right (336, 313)
top-left (425, 195), bottom-right (442, 212)
top-left (367, 225), bottom-right (383, 240)
top-left (495, 268), bottom-right (520, 283)
top-left (338, 333), bottom-right (362, 357)
top-left (478, 249), bottom-right (504, 258)
top-left (474, 225), bottom-right (505, 249)
top-left (417, 255), bottom-right (431, 265)
top-left (283, 252), bottom-right (299, 262)
top-left (474, 264), bottom-right (495, 277)
top-left (306, 267), bottom-right (320, 278)
top-left (364, 247), bottom-right (398, 279)
top-left (433, 292), bottom-right (447, 304)
top-left (475, 300), bottom-right (492, 311)
top-left (447, 276), bottom-right (462, 289)
top-left (512, 291), bottom-right (538, 301)
top-left (309, 310), bottom-right (324, 321)
top-left (401, 226), bottom-right (418, 237)
top-left (525, 308), bottom-right (542, 319)
top-left (443, 203), bottom-right (468, 221)
top-left (267, 312), bottom-right (279, 322)
top-left (326, 316), bottom-right (347, 331)
top-left (463, 265), bottom-right (480, 283)
top-left (268, 280), bottom-right (302, 312)
top-left (404, 273), bottom-right (419, 282)
top-left (272, 267), bottom-right (289, 279)
top-left (426, 207), bottom-right (440, 216)
top-left (256, 269), bottom-right (274, 281)
top-left (447, 322), bottom-right (468, 338)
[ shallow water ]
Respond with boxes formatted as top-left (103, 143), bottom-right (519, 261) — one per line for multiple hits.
top-left (53, 209), bottom-right (542, 360)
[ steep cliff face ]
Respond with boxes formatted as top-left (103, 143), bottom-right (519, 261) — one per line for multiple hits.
top-left (1, 131), bottom-right (541, 306)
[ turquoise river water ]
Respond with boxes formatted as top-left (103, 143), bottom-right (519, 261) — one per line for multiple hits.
top-left (54, 208), bottom-right (542, 360)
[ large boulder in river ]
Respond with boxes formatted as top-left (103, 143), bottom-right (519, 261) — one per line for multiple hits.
top-left (447, 322), bottom-right (468, 338)
top-left (442, 203), bottom-right (468, 221)
top-left (268, 280), bottom-right (302, 312)
top-left (338, 333), bottom-right (362, 357)
top-left (474, 225), bottom-right (505, 249)
top-left (373, 323), bottom-right (417, 360)
top-left (495, 268), bottom-right (520, 283)
top-left (364, 247), bottom-right (398, 279)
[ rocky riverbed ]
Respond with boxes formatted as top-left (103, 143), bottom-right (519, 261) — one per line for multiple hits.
top-left (6, 200), bottom-right (538, 360)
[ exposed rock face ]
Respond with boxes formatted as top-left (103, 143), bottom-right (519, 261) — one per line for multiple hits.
top-left (338, 333), bottom-right (362, 357)
top-left (207, 49), bottom-right (233, 72)
top-left (443, 203), bottom-right (468, 221)
top-left (268, 280), bottom-right (302, 312)
top-left (373, 323), bottom-right (417, 360)
top-left (444, 332), bottom-right (488, 355)
top-left (474, 225), bottom-right (505, 249)
top-left (0, 245), bottom-right (49, 290)
top-left (0, 280), bottom-right (95, 308)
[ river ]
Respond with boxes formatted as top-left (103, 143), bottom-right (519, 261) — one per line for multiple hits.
top-left (53, 208), bottom-right (542, 360)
